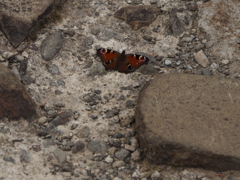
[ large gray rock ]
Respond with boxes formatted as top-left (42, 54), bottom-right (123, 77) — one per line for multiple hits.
top-left (0, 64), bottom-right (38, 120)
top-left (135, 73), bottom-right (240, 171)
top-left (0, 0), bottom-right (66, 48)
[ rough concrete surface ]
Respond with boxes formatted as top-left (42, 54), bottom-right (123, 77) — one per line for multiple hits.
top-left (0, 0), bottom-right (240, 179)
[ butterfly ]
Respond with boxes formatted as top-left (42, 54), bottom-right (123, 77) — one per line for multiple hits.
top-left (97, 48), bottom-right (149, 73)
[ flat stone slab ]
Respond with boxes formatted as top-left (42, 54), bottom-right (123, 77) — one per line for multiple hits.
top-left (135, 74), bottom-right (240, 171)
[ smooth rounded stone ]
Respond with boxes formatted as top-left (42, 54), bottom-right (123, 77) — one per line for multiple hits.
top-left (194, 50), bottom-right (209, 67)
top-left (53, 148), bottom-right (66, 163)
top-left (112, 160), bottom-right (125, 168)
top-left (38, 116), bottom-right (47, 124)
top-left (72, 141), bottom-right (85, 153)
top-left (14, 55), bottom-right (25, 61)
top-left (164, 59), bottom-right (172, 66)
top-left (135, 73), bottom-right (240, 171)
top-left (40, 31), bottom-right (63, 61)
top-left (115, 149), bottom-right (130, 160)
top-left (19, 149), bottom-right (30, 163)
top-left (87, 141), bottom-right (107, 154)
top-left (76, 126), bottom-right (90, 138)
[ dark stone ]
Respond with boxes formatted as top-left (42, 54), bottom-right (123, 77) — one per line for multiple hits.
top-left (3, 156), bottom-right (15, 163)
top-left (87, 140), bottom-right (107, 154)
top-left (0, 14), bottom-right (32, 48)
top-left (72, 141), bottom-right (85, 153)
top-left (19, 59), bottom-right (28, 77)
top-left (0, 64), bottom-right (38, 120)
top-left (114, 5), bottom-right (161, 30)
top-left (21, 75), bottom-right (35, 85)
top-left (135, 74), bottom-right (240, 171)
top-left (48, 110), bottom-right (72, 127)
top-left (165, 10), bottom-right (185, 36)
top-left (19, 148), bottom-right (30, 163)
top-left (40, 31), bottom-right (63, 61)
top-left (105, 107), bottom-right (120, 118)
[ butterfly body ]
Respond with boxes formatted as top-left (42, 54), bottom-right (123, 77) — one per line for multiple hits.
top-left (97, 48), bottom-right (149, 73)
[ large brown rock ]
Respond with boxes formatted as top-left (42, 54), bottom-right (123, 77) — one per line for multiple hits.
top-left (0, 64), bottom-right (38, 120)
top-left (135, 73), bottom-right (240, 171)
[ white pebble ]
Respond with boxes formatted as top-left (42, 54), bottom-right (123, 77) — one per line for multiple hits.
top-left (221, 59), bottom-right (229, 65)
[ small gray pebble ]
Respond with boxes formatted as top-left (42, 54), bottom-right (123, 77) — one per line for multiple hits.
top-left (53, 148), bottom-right (66, 163)
top-left (46, 64), bottom-right (60, 75)
top-left (115, 149), bottom-right (130, 160)
top-left (76, 126), bottom-right (90, 138)
top-left (87, 140), bottom-right (107, 153)
top-left (19, 149), bottom-right (30, 163)
top-left (72, 141), bottom-right (85, 153)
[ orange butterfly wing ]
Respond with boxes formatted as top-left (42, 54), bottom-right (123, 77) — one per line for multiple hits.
top-left (117, 54), bottom-right (149, 73)
top-left (97, 48), bottom-right (120, 70)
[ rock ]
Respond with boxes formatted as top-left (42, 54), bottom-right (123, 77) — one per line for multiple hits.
top-left (112, 160), bottom-right (125, 168)
top-left (115, 149), bottom-right (130, 160)
top-left (87, 141), bottom-right (107, 154)
top-left (53, 148), bottom-right (66, 163)
top-left (164, 59), bottom-right (172, 66)
top-left (48, 110), bottom-right (72, 127)
top-left (114, 5), bottom-right (160, 30)
top-left (131, 150), bottom-right (141, 162)
top-left (15, 55), bottom-right (25, 61)
top-left (165, 11), bottom-right (185, 36)
top-left (72, 141), bottom-right (85, 153)
top-left (198, 0), bottom-right (239, 60)
top-left (135, 73), bottom-right (240, 171)
top-left (119, 109), bottom-right (134, 127)
top-left (221, 59), bottom-right (229, 65)
top-left (0, 64), bottom-right (38, 120)
top-left (42, 139), bottom-right (55, 148)
top-left (21, 75), bottom-right (35, 85)
top-left (105, 107), bottom-right (120, 118)
top-left (19, 59), bottom-right (28, 76)
top-left (104, 155), bottom-right (113, 164)
top-left (151, 171), bottom-right (161, 180)
top-left (0, 0), bottom-right (66, 48)
top-left (181, 170), bottom-right (197, 180)
top-left (40, 31), bottom-right (63, 61)
top-left (19, 149), bottom-right (30, 163)
top-left (194, 50), bottom-right (209, 67)
top-left (3, 156), bottom-right (15, 163)
top-left (46, 64), bottom-right (60, 75)
top-left (76, 126), bottom-right (90, 138)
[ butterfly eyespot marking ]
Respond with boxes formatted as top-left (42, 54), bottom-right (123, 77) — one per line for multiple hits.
top-left (127, 63), bottom-right (134, 70)
top-left (138, 56), bottom-right (147, 62)
top-left (105, 59), bottom-right (113, 65)
top-left (100, 48), bottom-right (108, 54)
